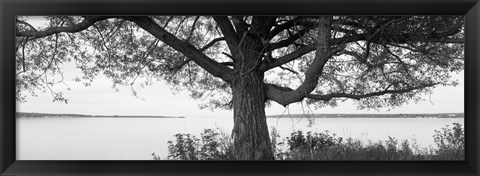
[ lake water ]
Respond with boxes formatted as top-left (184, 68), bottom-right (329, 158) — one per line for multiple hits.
top-left (16, 116), bottom-right (464, 160)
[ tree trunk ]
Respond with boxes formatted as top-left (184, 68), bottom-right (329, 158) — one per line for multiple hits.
top-left (231, 71), bottom-right (274, 160)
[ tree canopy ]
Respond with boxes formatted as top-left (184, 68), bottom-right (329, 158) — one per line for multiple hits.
top-left (16, 16), bottom-right (464, 110)
top-left (16, 15), bottom-right (464, 160)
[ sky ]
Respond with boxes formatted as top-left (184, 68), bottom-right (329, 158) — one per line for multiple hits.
top-left (16, 16), bottom-right (465, 118)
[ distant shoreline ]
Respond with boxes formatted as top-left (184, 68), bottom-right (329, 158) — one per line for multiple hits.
top-left (16, 112), bottom-right (186, 118)
top-left (267, 113), bottom-right (464, 118)
top-left (16, 112), bottom-right (463, 119)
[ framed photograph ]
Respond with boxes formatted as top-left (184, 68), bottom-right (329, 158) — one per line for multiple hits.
top-left (1, 0), bottom-right (479, 175)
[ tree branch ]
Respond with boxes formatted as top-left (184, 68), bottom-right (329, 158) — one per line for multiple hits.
top-left (16, 20), bottom-right (38, 32)
top-left (230, 16), bottom-right (248, 37)
top-left (278, 66), bottom-right (298, 74)
top-left (212, 16), bottom-right (241, 60)
top-left (219, 61), bottom-right (234, 66)
top-left (168, 58), bottom-right (191, 78)
top-left (270, 17), bottom-right (302, 37)
top-left (200, 37), bottom-right (225, 51)
top-left (267, 23), bottom-right (317, 51)
top-left (16, 16), bottom-right (112, 39)
top-left (383, 45), bottom-right (415, 81)
top-left (270, 16), bottom-right (318, 37)
top-left (306, 83), bottom-right (438, 101)
top-left (186, 16), bottom-right (200, 41)
top-left (265, 16), bottom-right (333, 106)
top-left (259, 44), bottom-right (316, 71)
top-left (266, 82), bottom-right (438, 105)
top-left (128, 16), bottom-right (233, 82)
top-left (260, 41), bottom-right (346, 72)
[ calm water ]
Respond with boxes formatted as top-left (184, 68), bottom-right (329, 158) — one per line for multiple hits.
top-left (16, 116), bottom-right (464, 160)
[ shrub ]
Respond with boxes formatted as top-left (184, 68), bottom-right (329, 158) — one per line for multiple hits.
top-left (270, 127), bottom-right (286, 160)
top-left (156, 123), bottom-right (464, 160)
top-left (167, 133), bottom-right (199, 160)
top-left (432, 123), bottom-right (465, 159)
top-left (160, 128), bottom-right (235, 160)
top-left (282, 130), bottom-right (343, 160)
top-left (287, 130), bottom-right (342, 152)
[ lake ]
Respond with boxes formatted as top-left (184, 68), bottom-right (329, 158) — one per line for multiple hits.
top-left (16, 116), bottom-right (464, 160)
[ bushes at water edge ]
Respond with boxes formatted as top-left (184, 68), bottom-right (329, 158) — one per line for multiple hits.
top-left (152, 123), bottom-right (464, 160)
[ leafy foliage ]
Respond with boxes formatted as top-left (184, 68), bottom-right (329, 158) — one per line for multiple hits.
top-left (166, 133), bottom-right (199, 160)
top-left (163, 128), bottom-right (235, 160)
top-left (286, 130), bottom-right (342, 152)
top-left (156, 123), bottom-right (464, 160)
top-left (433, 123), bottom-right (465, 158)
top-left (16, 16), bottom-right (464, 111)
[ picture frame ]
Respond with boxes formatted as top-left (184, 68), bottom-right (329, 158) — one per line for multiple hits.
top-left (1, 0), bottom-right (479, 175)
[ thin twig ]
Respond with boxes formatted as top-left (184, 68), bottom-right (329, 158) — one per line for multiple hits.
top-left (186, 16), bottom-right (200, 41)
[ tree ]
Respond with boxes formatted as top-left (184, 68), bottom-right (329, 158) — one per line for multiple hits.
top-left (15, 16), bottom-right (464, 160)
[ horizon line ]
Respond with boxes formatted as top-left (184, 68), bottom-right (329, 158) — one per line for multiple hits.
top-left (16, 111), bottom-right (464, 117)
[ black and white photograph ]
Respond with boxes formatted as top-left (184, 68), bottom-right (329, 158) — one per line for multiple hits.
top-left (15, 16), bottom-right (464, 161)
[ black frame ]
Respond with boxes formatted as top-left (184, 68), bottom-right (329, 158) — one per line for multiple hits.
top-left (1, 0), bottom-right (479, 175)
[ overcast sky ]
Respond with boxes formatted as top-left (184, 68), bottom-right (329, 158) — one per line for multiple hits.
top-left (16, 16), bottom-right (465, 118)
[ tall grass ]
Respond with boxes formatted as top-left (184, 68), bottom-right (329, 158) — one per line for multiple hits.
top-left (153, 123), bottom-right (464, 160)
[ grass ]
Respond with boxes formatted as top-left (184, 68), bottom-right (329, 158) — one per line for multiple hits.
top-left (153, 123), bottom-right (464, 160)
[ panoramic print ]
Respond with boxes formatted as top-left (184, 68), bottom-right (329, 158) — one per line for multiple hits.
top-left (16, 16), bottom-right (464, 160)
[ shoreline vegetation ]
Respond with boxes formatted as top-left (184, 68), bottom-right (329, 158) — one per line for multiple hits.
top-left (16, 112), bottom-right (186, 118)
top-left (155, 123), bottom-right (465, 160)
top-left (16, 112), bottom-right (464, 118)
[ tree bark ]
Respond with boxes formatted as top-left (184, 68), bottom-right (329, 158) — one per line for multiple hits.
top-left (231, 71), bottom-right (274, 160)
top-left (230, 34), bottom-right (274, 160)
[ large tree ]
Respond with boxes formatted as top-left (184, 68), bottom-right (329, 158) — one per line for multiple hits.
top-left (15, 16), bottom-right (464, 160)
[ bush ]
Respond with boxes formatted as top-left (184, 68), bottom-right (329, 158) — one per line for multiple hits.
top-left (281, 130), bottom-right (343, 160)
top-left (432, 123), bottom-right (464, 159)
top-left (156, 128), bottom-right (235, 160)
top-left (167, 133), bottom-right (199, 160)
top-left (155, 123), bottom-right (464, 160)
